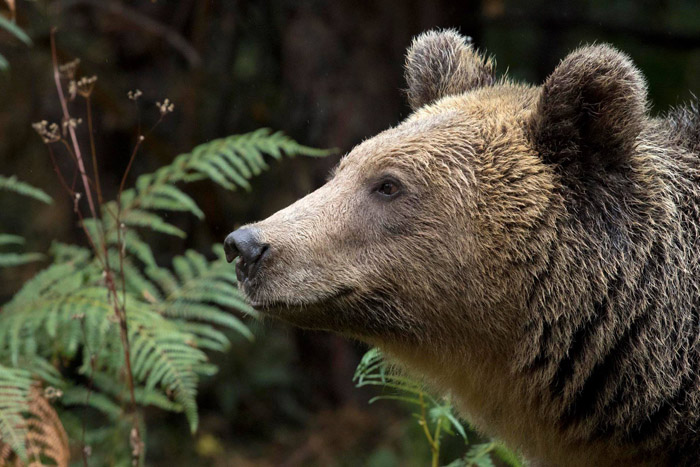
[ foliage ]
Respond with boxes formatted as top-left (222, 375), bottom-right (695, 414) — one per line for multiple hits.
top-left (0, 365), bottom-right (34, 462)
top-left (0, 176), bottom-right (50, 267)
top-left (0, 380), bottom-right (69, 467)
top-left (354, 348), bottom-right (523, 467)
top-left (0, 175), bottom-right (52, 204)
top-left (0, 110), bottom-right (329, 464)
top-left (0, 10), bottom-right (31, 71)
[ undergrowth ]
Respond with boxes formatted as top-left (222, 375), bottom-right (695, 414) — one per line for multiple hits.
top-left (0, 30), bottom-right (328, 466)
top-left (355, 349), bottom-right (523, 467)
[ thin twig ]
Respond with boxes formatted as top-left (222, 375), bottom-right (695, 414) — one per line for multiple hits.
top-left (118, 136), bottom-right (145, 203)
top-left (50, 29), bottom-right (97, 219)
top-left (85, 96), bottom-right (103, 205)
top-left (46, 145), bottom-right (74, 198)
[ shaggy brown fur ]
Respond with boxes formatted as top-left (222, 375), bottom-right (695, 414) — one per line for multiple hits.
top-left (226, 30), bottom-right (700, 465)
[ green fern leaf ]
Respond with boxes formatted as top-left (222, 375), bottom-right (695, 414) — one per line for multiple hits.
top-left (0, 16), bottom-right (32, 46)
top-left (140, 184), bottom-right (204, 219)
top-left (0, 234), bottom-right (24, 246)
top-left (0, 252), bottom-right (44, 267)
top-left (121, 209), bottom-right (186, 238)
top-left (0, 365), bottom-right (33, 462)
top-left (0, 175), bottom-right (52, 204)
top-left (0, 128), bottom-right (328, 447)
top-left (48, 242), bottom-right (92, 264)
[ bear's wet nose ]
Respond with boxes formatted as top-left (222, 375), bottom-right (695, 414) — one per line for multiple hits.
top-left (224, 228), bottom-right (269, 282)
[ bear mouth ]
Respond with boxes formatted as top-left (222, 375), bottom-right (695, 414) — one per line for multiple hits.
top-left (247, 286), bottom-right (354, 315)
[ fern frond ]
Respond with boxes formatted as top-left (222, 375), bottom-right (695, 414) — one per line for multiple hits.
top-left (112, 129), bottom-right (331, 241)
top-left (0, 16), bottom-right (32, 46)
top-left (0, 280), bottom-right (215, 433)
top-left (48, 242), bottom-right (92, 264)
top-left (0, 365), bottom-right (33, 462)
top-left (0, 252), bottom-right (44, 268)
top-left (145, 246), bottom-right (255, 340)
top-left (355, 349), bottom-right (523, 467)
top-left (25, 386), bottom-right (70, 467)
top-left (126, 301), bottom-right (209, 432)
top-left (13, 357), bottom-right (63, 389)
top-left (0, 234), bottom-right (24, 246)
top-left (0, 128), bottom-right (328, 452)
top-left (60, 386), bottom-right (123, 421)
top-left (120, 209), bottom-right (186, 238)
top-left (0, 175), bottom-right (52, 204)
top-left (139, 184), bottom-right (204, 219)
top-left (0, 235), bottom-right (44, 270)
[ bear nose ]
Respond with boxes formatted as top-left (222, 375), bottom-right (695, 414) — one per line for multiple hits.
top-left (224, 228), bottom-right (269, 282)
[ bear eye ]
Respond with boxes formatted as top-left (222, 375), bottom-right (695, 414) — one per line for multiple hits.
top-left (375, 179), bottom-right (400, 197)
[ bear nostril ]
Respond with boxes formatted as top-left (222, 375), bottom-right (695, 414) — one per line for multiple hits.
top-left (224, 232), bottom-right (240, 263)
top-left (225, 227), bottom-right (269, 282)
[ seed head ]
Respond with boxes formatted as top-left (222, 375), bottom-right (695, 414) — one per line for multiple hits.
top-left (77, 75), bottom-right (97, 97)
top-left (58, 58), bottom-right (80, 79)
top-left (127, 89), bottom-right (143, 101)
top-left (68, 80), bottom-right (77, 101)
top-left (62, 117), bottom-right (83, 136)
top-left (156, 98), bottom-right (175, 116)
top-left (32, 120), bottom-right (61, 144)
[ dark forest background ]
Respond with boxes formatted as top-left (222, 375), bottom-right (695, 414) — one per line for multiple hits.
top-left (1, 0), bottom-right (699, 465)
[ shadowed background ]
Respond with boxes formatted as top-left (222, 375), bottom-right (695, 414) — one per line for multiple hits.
top-left (1, 0), bottom-right (699, 465)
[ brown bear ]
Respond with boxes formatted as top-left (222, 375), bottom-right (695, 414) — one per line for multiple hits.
top-left (224, 30), bottom-right (700, 466)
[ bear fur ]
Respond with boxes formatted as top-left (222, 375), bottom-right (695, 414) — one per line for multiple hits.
top-left (228, 30), bottom-right (700, 465)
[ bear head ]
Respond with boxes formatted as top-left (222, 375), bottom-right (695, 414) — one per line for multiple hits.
top-left (225, 30), bottom-right (649, 355)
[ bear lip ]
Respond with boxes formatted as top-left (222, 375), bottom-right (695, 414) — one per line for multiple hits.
top-left (247, 286), bottom-right (354, 314)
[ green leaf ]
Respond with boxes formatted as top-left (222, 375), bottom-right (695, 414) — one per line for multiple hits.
top-left (0, 16), bottom-right (31, 45)
top-left (0, 175), bottom-right (52, 204)
top-left (429, 404), bottom-right (467, 441)
top-left (0, 252), bottom-right (44, 267)
top-left (0, 365), bottom-right (33, 462)
top-left (465, 443), bottom-right (497, 467)
top-left (121, 209), bottom-right (186, 238)
top-left (140, 184), bottom-right (204, 219)
top-left (0, 234), bottom-right (24, 246)
top-left (0, 129), bottom-right (328, 446)
top-left (491, 443), bottom-right (523, 467)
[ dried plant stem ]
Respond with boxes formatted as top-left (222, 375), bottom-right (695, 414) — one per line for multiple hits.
top-left (118, 137), bottom-right (144, 202)
top-left (46, 145), bottom-right (74, 199)
top-left (50, 29), bottom-right (97, 220)
top-left (85, 97), bottom-right (103, 205)
top-left (49, 28), bottom-right (141, 465)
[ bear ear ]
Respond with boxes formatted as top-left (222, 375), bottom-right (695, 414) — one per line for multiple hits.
top-left (405, 29), bottom-right (495, 111)
top-left (531, 44), bottom-right (648, 171)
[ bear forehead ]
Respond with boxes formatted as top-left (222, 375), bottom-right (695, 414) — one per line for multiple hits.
top-left (335, 82), bottom-right (538, 177)
top-left (410, 82), bottom-right (539, 123)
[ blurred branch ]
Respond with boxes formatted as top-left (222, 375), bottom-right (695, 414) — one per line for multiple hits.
top-left (59, 0), bottom-right (202, 68)
top-left (4, 0), bottom-right (16, 22)
top-left (484, 12), bottom-right (700, 51)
